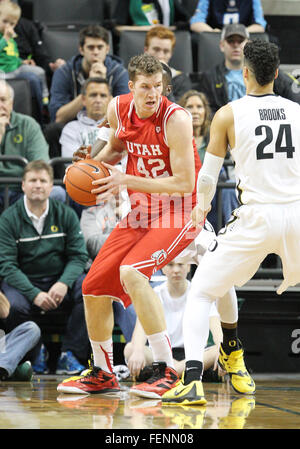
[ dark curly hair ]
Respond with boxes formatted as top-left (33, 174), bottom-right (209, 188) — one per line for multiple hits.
top-left (243, 40), bottom-right (280, 86)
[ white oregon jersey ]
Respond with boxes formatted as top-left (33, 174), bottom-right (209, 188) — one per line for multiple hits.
top-left (230, 94), bottom-right (300, 204)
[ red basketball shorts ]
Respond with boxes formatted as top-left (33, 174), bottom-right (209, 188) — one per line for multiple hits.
top-left (82, 208), bottom-right (200, 308)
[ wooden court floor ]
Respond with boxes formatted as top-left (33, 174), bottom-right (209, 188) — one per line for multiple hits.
top-left (0, 374), bottom-right (299, 431)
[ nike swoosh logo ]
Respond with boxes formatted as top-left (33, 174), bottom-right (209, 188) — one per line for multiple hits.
top-left (83, 162), bottom-right (101, 173)
top-left (174, 384), bottom-right (192, 396)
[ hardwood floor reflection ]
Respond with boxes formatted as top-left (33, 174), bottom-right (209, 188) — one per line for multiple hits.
top-left (0, 376), bottom-right (299, 429)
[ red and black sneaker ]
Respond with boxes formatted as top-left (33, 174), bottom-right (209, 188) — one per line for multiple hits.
top-left (57, 366), bottom-right (120, 395)
top-left (130, 362), bottom-right (179, 399)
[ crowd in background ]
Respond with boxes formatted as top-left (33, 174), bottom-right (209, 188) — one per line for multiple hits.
top-left (0, 0), bottom-right (296, 380)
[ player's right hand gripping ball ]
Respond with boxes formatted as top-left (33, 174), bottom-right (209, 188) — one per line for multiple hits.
top-left (64, 160), bottom-right (109, 206)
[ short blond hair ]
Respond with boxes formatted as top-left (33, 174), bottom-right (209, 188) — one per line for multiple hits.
top-left (0, 1), bottom-right (21, 19)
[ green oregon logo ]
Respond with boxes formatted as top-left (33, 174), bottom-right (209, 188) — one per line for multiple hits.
top-left (51, 225), bottom-right (58, 232)
top-left (13, 134), bottom-right (23, 143)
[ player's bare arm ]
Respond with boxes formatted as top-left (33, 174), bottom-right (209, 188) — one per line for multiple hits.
top-left (92, 109), bottom-right (195, 199)
top-left (191, 104), bottom-right (234, 228)
top-left (90, 139), bottom-right (107, 159)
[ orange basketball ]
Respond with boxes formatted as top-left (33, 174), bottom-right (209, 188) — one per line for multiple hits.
top-left (64, 160), bottom-right (110, 206)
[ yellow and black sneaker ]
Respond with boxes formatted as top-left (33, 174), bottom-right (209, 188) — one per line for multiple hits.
top-left (218, 343), bottom-right (255, 395)
top-left (162, 376), bottom-right (207, 406)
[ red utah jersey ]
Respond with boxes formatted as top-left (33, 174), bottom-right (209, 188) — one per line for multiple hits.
top-left (115, 93), bottom-right (201, 217)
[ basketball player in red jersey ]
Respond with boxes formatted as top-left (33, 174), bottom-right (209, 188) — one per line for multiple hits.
top-left (57, 54), bottom-right (201, 398)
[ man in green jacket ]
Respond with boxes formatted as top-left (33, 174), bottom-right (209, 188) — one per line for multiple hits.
top-left (0, 79), bottom-right (65, 212)
top-left (0, 160), bottom-right (90, 375)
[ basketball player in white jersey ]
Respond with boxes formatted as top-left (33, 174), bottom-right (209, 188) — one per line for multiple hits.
top-left (162, 39), bottom-right (300, 405)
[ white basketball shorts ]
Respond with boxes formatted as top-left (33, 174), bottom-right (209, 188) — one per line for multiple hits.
top-left (190, 201), bottom-right (300, 297)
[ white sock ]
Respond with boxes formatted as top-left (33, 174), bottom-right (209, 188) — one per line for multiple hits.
top-left (147, 331), bottom-right (174, 369)
top-left (90, 338), bottom-right (114, 373)
top-left (183, 289), bottom-right (213, 363)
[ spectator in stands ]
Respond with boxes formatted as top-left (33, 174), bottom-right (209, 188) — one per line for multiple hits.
top-left (45, 25), bottom-right (129, 164)
top-left (0, 160), bottom-right (90, 375)
top-left (60, 78), bottom-right (111, 159)
top-left (113, 0), bottom-right (191, 30)
top-left (190, 0), bottom-right (266, 33)
top-left (124, 259), bottom-right (223, 381)
top-left (49, 25), bottom-right (129, 124)
top-left (179, 88), bottom-right (238, 231)
top-left (0, 289), bottom-right (41, 381)
top-left (0, 1), bottom-right (49, 123)
top-left (0, 80), bottom-right (65, 213)
top-left (198, 24), bottom-right (300, 116)
top-left (179, 89), bottom-right (210, 163)
top-left (144, 25), bottom-right (191, 101)
top-left (15, 18), bottom-right (65, 77)
top-left (0, 0), bottom-right (65, 77)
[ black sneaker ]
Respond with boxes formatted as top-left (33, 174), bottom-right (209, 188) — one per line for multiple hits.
top-left (136, 365), bottom-right (154, 382)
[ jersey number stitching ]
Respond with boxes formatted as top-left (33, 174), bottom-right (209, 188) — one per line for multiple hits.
top-left (255, 124), bottom-right (295, 160)
top-left (137, 157), bottom-right (169, 178)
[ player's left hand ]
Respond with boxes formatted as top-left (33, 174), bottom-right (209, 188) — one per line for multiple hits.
top-left (72, 144), bottom-right (92, 162)
top-left (91, 161), bottom-right (126, 201)
top-left (191, 204), bottom-right (211, 228)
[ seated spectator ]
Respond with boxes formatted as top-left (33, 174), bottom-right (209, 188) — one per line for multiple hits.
top-left (198, 24), bottom-right (300, 116)
top-left (190, 0), bottom-right (267, 33)
top-left (144, 25), bottom-right (191, 101)
top-left (0, 289), bottom-right (41, 381)
top-left (124, 259), bottom-right (223, 380)
top-left (0, 160), bottom-right (90, 375)
top-left (45, 24), bottom-right (129, 164)
top-left (0, 0), bottom-right (65, 78)
top-left (0, 1), bottom-right (49, 123)
top-left (80, 190), bottom-right (135, 345)
top-left (60, 78), bottom-right (111, 159)
top-left (48, 24), bottom-right (130, 125)
top-left (113, 0), bottom-right (192, 30)
top-left (179, 88), bottom-right (238, 230)
top-left (0, 80), bottom-right (65, 212)
top-left (15, 18), bottom-right (65, 77)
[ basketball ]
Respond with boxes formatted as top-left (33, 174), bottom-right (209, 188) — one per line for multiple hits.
top-left (64, 160), bottom-right (110, 206)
